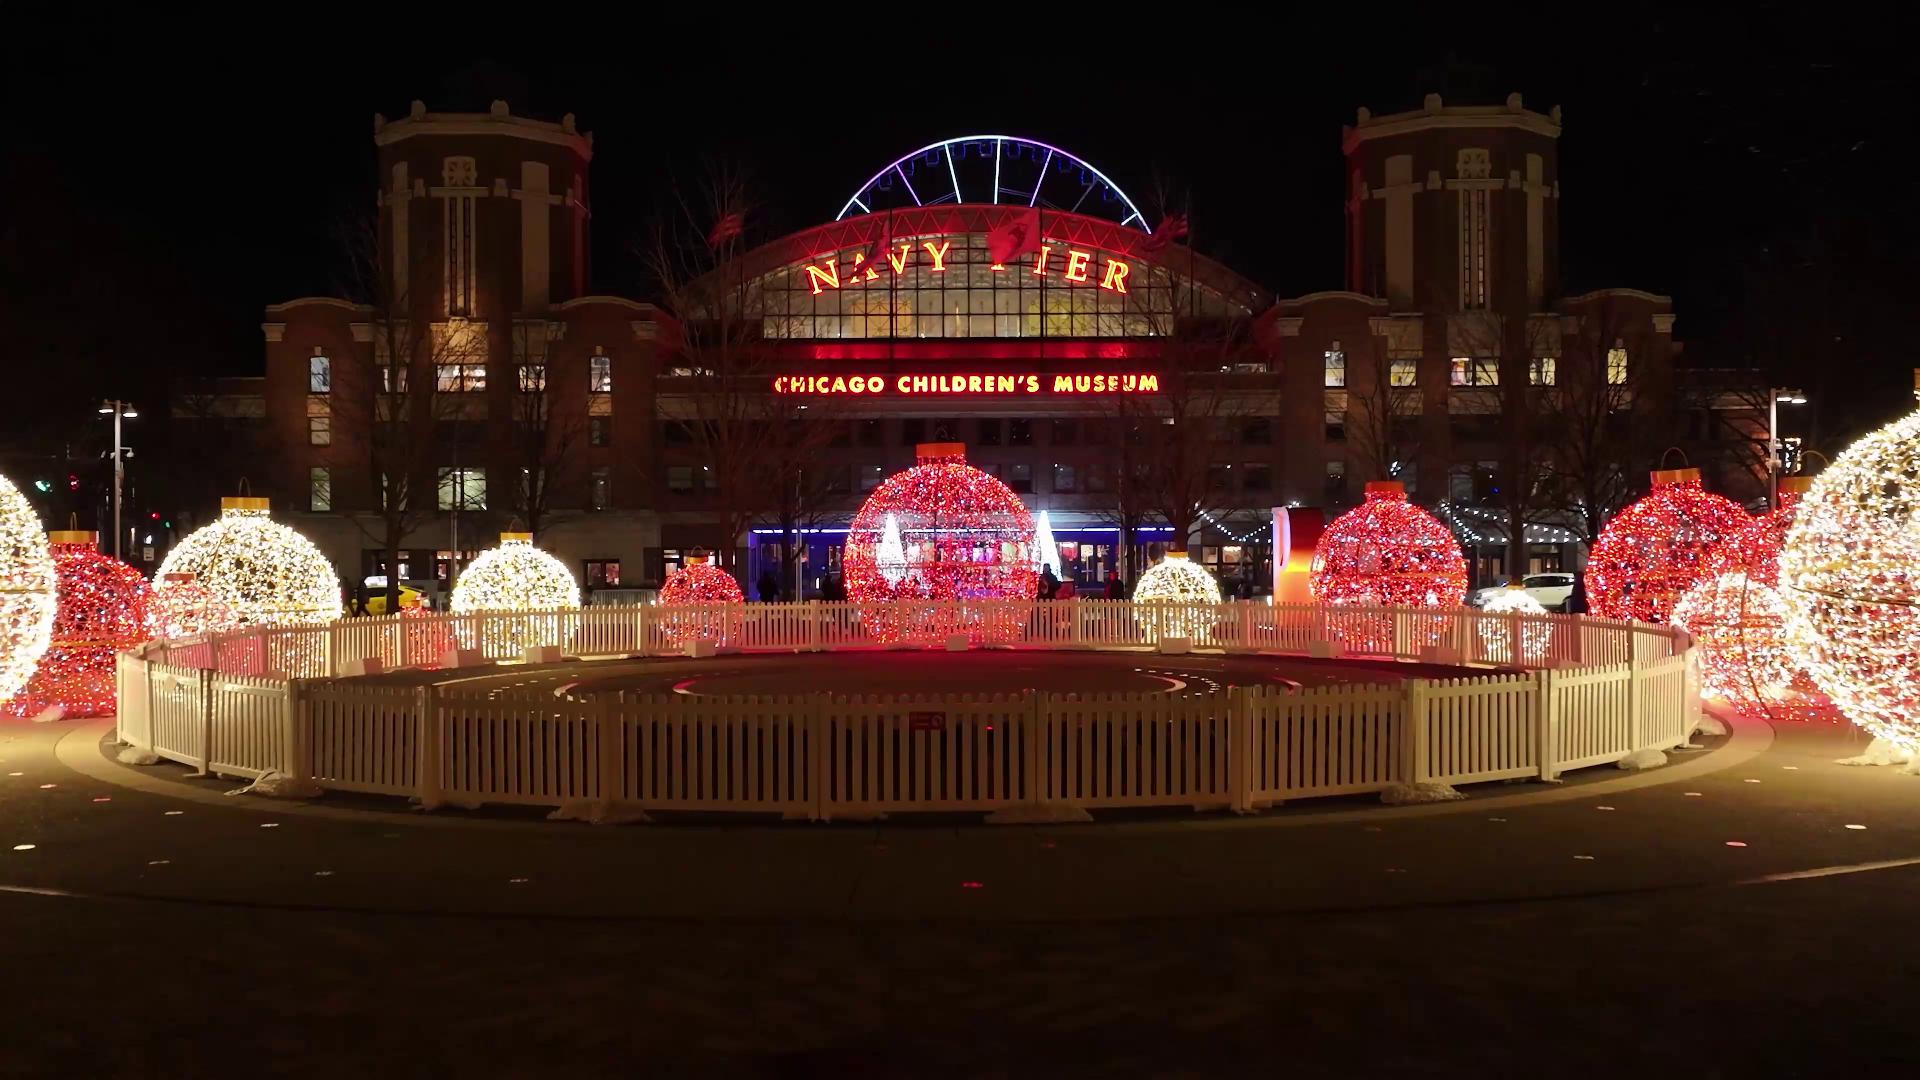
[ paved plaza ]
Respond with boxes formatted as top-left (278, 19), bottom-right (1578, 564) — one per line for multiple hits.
top-left (3, 682), bottom-right (1917, 1073)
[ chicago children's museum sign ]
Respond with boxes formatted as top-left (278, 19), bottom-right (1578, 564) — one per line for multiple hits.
top-left (772, 372), bottom-right (1161, 397)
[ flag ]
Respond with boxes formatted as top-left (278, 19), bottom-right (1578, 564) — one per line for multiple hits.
top-left (706, 211), bottom-right (744, 249)
top-left (986, 207), bottom-right (1044, 265)
top-left (1138, 213), bottom-right (1190, 254)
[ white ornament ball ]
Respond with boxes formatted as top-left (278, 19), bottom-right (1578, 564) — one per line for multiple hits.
top-left (156, 499), bottom-right (341, 627)
top-left (0, 473), bottom-right (56, 700)
top-left (450, 536), bottom-right (580, 613)
top-left (1781, 411), bottom-right (1920, 749)
top-left (1132, 552), bottom-right (1222, 642)
top-left (1478, 586), bottom-right (1551, 663)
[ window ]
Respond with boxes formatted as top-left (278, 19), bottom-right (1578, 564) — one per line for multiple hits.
top-left (518, 363), bottom-right (547, 392)
top-left (1052, 464), bottom-right (1078, 493)
top-left (1530, 356), bottom-right (1557, 386)
top-left (663, 422), bottom-right (691, 447)
top-left (307, 396), bottom-right (331, 445)
top-left (1325, 460), bottom-right (1348, 501)
top-left (309, 467), bottom-right (332, 511)
top-left (977, 419), bottom-right (1002, 445)
top-left (1448, 464), bottom-right (1474, 502)
top-left (1009, 419), bottom-right (1033, 446)
top-left (1242, 463), bottom-right (1272, 492)
top-left (1323, 345), bottom-right (1346, 388)
top-left (1051, 419), bottom-right (1078, 446)
top-left (381, 363), bottom-right (408, 394)
top-left (1208, 464), bottom-right (1232, 492)
top-left (826, 465), bottom-right (853, 495)
top-left (1243, 417), bottom-right (1272, 445)
top-left (584, 559), bottom-right (621, 588)
top-left (902, 418), bottom-right (926, 445)
top-left (1607, 344), bottom-right (1629, 385)
top-left (590, 466), bottom-right (610, 510)
top-left (667, 466), bottom-right (694, 494)
top-left (1004, 463), bottom-right (1032, 493)
top-left (589, 352), bottom-right (612, 392)
top-left (1389, 359), bottom-right (1419, 387)
top-left (1086, 421), bottom-right (1111, 446)
top-left (1085, 463), bottom-right (1112, 492)
top-left (1325, 394), bottom-right (1346, 442)
top-left (1457, 149), bottom-right (1491, 309)
top-left (860, 464), bottom-right (885, 491)
top-left (590, 416), bottom-right (612, 447)
top-left (308, 353), bottom-right (332, 393)
top-left (930, 418), bottom-right (962, 442)
top-left (436, 363), bottom-right (486, 392)
top-left (436, 467), bottom-right (485, 510)
top-left (1449, 357), bottom-right (1498, 386)
top-left (829, 422), bottom-right (851, 448)
top-left (380, 472), bottom-right (407, 512)
top-left (858, 419), bottom-right (884, 447)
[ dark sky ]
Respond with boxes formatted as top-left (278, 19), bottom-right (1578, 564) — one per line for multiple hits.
top-left (3, 12), bottom-right (1913, 457)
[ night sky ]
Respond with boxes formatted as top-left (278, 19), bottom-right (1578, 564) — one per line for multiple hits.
top-left (2, 14), bottom-right (1910, 465)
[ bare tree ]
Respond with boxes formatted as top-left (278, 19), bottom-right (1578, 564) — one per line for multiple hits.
top-left (1447, 310), bottom-right (1563, 576)
top-left (503, 320), bottom-right (589, 537)
top-left (1341, 331), bottom-right (1422, 485)
top-left (1541, 302), bottom-right (1671, 544)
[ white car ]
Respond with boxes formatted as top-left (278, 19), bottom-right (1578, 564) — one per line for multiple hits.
top-left (1469, 572), bottom-right (1577, 611)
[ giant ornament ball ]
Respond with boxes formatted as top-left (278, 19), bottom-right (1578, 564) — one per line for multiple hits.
top-left (1584, 468), bottom-right (1751, 624)
top-left (0, 472), bottom-right (57, 702)
top-left (451, 533), bottom-right (581, 614)
top-left (6, 531), bottom-right (154, 718)
top-left (155, 497), bottom-right (341, 626)
top-left (1310, 481), bottom-right (1467, 607)
top-left (1780, 412), bottom-right (1920, 751)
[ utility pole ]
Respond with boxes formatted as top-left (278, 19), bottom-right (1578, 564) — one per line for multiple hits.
top-left (97, 400), bottom-right (138, 560)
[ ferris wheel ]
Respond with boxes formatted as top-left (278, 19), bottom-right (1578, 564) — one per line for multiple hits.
top-left (836, 135), bottom-right (1152, 232)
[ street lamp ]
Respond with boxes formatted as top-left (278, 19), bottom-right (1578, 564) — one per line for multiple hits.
top-left (1767, 387), bottom-right (1806, 509)
top-left (98, 400), bottom-right (138, 560)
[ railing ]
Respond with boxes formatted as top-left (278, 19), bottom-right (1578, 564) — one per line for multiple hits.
top-left (114, 600), bottom-right (1700, 819)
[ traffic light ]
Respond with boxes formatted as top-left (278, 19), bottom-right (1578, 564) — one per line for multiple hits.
top-left (66, 474), bottom-right (79, 492)
top-left (149, 511), bottom-right (160, 520)
top-left (32, 480), bottom-right (50, 493)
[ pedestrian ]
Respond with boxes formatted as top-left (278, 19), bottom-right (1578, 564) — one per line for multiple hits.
top-left (1104, 570), bottom-right (1125, 599)
top-left (1567, 573), bottom-right (1589, 614)
top-left (757, 568), bottom-right (781, 603)
top-left (1039, 565), bottom-right (1059, 600)
top-left (350, 579), bottom-right (370, 617)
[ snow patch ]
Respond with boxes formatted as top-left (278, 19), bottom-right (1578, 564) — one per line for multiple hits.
top-left (984, 803), bottom-right (1094, 825)
top-left (1380, 781), bottom-right (1464, 805)
top-left (1837, 737), bottom-right (1918, 770)
top-left (546, 798), bottom-right (652, 825)
top-left (116, 746), bottom-right (161, 766)
top-left (1616, 748), bottom-right (1669, 771)
top-left (1693, 713), bottom-right (1729, 737)
top-left (31, 705), bottom-right (67, 724)
top-left (228, 771), bottom-right (323, 799)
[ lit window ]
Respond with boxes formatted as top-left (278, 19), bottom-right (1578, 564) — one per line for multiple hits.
top-left (585, 559), bottom-right (621, 588)
top-left (1607, 344), bottom-right (1629, 385)
top-left (590, 466), bottom-right (610, 510)
top-left (307, 396), bottom-right (331, 446)
top-left (1530, 357), bottom-right (1558, 385)
top-left (381, 364), bottom-right (408, 394)
top-left (308, 353), bottom-right (332, 393)
top-left (590, 353), bottom-right (612, 393)
top-left (1323, 345), bottom-right (1346, 388)
top-left (309, 467), bottom-right (331, 511)
top-left (1052, 464), bottom-right (1078, 493)
top-left (1449, 358), bottom-right (1499, 386)
top-left (436, 467), bottom-right (485, 510)
top-left (436, 364), bottom-right (486, 392)
top-left (518, 363), bottom-right (547, 392)
top-left (1389, 359), bottom-right (1419, 387)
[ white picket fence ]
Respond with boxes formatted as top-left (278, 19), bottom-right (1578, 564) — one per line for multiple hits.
top-left (113, 600), bottom-right (1700, 819)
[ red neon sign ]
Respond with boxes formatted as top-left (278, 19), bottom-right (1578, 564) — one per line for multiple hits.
top-left (771, 373), bottom-right (1161, 396)
top-left (802, 240), bottom-right (1131, 296)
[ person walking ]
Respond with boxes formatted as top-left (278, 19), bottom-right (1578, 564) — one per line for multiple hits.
top-left (1104, 570), bottom-right (1125, 599)
top-left (757, 568), bottom-right (781, 603)
top-left (1039, 565), bottom-right (1059, 600)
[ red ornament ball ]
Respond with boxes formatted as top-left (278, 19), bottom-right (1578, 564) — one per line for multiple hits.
top-left (151, 572), bottom-right (240, 639)
top-left (659, 558), bottom-right (745, 605)
top-left (1585, 469), bottom-right (1752, 624)
top-left (844, 443), bottom-right (1037, 644)
top-left (5, 532), bottom-right (155, 718)
top-left (1310, 482), bottom-right (1467, 607)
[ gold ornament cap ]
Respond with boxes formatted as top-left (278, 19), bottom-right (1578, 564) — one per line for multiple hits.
top-left (1650, 467), bottom-right (1701, 487)
top-left (47, 530), bottom-right (97, 545)
top-left (685, 553), bottom-right (710, 566)
top-left (222, 496), bottom-right (271, 511)
top-left (1364, 480), bottom-right (1406, 497)
top-left (500, 531), bottom-right (533, 543)
top-left (1778, 475), bottom-right (1815, 495)
top-left (915, 442), bottom-right (967, 461)
top-left (1163, 550), bottom-right (1191, 561)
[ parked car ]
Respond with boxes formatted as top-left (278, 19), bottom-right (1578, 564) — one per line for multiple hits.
top-left (362, 581), bottom-right (425, 615)
top-left (1468, 572), bottom-right (1577, 611)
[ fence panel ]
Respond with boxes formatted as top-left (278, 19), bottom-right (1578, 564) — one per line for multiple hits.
top-left (616, 692), bottom-right (814, 814)
top-left (1550, 663), bottom-right (1634, 770)
top-left (437, 691), bottom-right (602, 806)
top-left (817, 693), bottom-right (1028, 816)
top-left (1041, 691), bottom-right (1234, 809)
top-left (305, 682), bottom-right (421, 795)
top-left (1638, 655), bottom-right (1690, 749)
top-left (1421, 673), bottom-right (1539, 785)
top-left (1245, 683), bottom-right (1403, 802)
top-left (114, 652), bottom-right (153, 748)
top-left (208, 674), bottom-right (293, 779)
top-left (147, 664), bottom-right (208, 768)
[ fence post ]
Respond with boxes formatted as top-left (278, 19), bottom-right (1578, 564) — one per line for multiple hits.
top-left (1535, 667), bottom-right (1558, 781)
top-left (196, 669), bottom-right (214, 776)
top-left (1507, 611), bottom-right (1523, 666)
top-left (1229, 685), bottom-right (1254, 813)
top-left (1403, 677), bottom-right (1431, 785)
top-left (1626, 631), bottom-right (1644, 752)
top-left (596, 696), bottom-right (620, 805)
top-left (1393, 608), bottom-right (1412, 659)
top-left (809, 695), bottom-right (828, 822)
top-left (1239, 602), bottom-right (1255, 651)
top-left (807, 600), bottom-right (822, 653)
top-left (415, 684), bottom-right (444, 810)
top-left (326, 622), bottom-right (342, 677)
top-left (284, 681), bottom-right (311, 782)
top-left (1026, 691), bottom-right (1047, 806)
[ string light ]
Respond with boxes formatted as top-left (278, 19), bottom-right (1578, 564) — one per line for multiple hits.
top-left (844, 443), bottom-right (1036, 645)
top-left (0, 474), bottom-right (57, 703)
top-left (156, 497), bottom-right (341, 626)
top-left (1780, 412), bottom-right (1920, 752)
top-left (5, 532), bottom-right (154, 718)
top-left (659, 554), bottom-right (745, 605)
top-left (1435, 500), bottom-right (1581, 546)
top-left (1478, 586), bottom-right (1551, 663)
top-left (1584, 469), bottom-right (1750, 624)
top-left (1311, 482), bottom-right (1467, 607)
top-left (451, 534), bottom-right (580, 613)
top-left (1132, 550), bottom-right (1222, 641)
top-left (150, 573), bottom-right (240, 639)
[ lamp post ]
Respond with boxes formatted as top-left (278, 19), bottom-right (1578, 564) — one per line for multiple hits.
top-left (97, 400), bottom-right (138, 561)
top-left (1767, 387), bottom-right (1806, 509)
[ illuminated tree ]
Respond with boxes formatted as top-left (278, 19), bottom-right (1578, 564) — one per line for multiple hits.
top-left (1583, 468), bottom-right (1750, 624)
top-left (156, 498), bottom-right (341, 626)
top-left (0, 473), bottom-right (56, 702)
top-left (1033, 509), bottom-right (1063, 580)
top-left (6, 531), bottom-right (154, 718)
